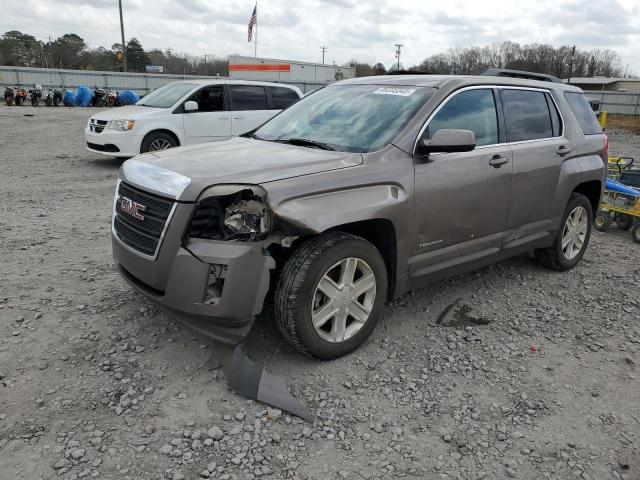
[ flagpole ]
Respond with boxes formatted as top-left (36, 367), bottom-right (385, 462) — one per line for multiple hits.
top-left (254, 2), bottom-right (258, 58)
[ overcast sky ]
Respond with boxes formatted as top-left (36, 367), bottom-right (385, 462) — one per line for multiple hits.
top-left (3, 0), bottom-right (640, 74)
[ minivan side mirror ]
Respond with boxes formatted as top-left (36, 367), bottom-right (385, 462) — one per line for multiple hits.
top-left (420, 129), bottom-right (476, 154)
top-left (184, 100), bottom-right (198, 112)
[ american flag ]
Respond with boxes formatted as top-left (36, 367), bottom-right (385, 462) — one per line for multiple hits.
top-left (248, 4), bottom-right (257, 42)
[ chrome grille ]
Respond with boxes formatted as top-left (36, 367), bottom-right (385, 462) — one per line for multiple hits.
top-left (89, 118), bottom-right (108, 133)
top-left (113, 181), bottom-right (175, 258)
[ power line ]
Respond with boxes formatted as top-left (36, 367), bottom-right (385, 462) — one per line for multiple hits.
top-left (321, 46), bottom-right (327, 65)
top-left (394, 44), bottom-right (403, 71)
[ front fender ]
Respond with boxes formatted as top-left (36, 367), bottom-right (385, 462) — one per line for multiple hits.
top-left (272, 183), bottom-right (412, 282)
top-left (137, 120), bottom-right (185, 146)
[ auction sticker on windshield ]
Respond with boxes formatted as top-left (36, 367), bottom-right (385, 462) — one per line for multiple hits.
top-left (373, 87), bottom-right (416, 96)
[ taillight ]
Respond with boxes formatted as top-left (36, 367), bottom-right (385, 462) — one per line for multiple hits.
top-left (603, 134), bottom-right (609, 159)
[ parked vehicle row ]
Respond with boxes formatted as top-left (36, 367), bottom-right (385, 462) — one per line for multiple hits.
top-left (109, 70), bottom-right (607, 359)
top-left (85, 79), bottom-right (303, 156)
top-left (3, 84), bottom-right (135, 107)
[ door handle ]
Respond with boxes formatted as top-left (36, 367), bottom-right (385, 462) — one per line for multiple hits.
top-left (219, 116), bottom-right (229, 120)
top-left (488, 155), bottom-right (509, 168)
top-left (556, 145), bottom-right (572, 156)
top-left (233, 116), bottom-right (244, 120)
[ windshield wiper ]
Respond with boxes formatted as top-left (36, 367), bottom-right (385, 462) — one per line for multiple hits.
top-left (274, 138), bottom-right (335, 151)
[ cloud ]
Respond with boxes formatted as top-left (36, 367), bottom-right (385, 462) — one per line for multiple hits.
top-left (1, 0), bottom-right (638, 72)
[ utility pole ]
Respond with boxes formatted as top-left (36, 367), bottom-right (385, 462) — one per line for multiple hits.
top-left (321, 46), bottom-right (327, 64)
top-left (567, 45), bottom-right (575, 85)
top-left (395, 44), bottom-right (403, 71)
top-left (118, 0), bottom-right (127, 72)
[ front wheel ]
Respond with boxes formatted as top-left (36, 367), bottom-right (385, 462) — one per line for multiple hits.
top-left (274, 232), bottom-right (388, 360)
top-left (5, 96), bottom-right (13, 106)
top-left (140, 132), bottom-right (177, 153)
top-left (31, 96), bottom-right (39, 107)
top-left (15, 96), bottom-right (23, 106)
top-left (535, 193), bottom-right (593, 271)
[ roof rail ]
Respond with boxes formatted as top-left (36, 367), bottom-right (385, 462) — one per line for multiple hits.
top-left (481, 68), bottom-right (562, 83)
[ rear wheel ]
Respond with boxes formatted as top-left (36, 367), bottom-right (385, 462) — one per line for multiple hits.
top-left (5, 96), bottom-right (13, 106)
top-left (31, 96), bottom-right (39, 107)
top-left (274, 232), bottom-right (388, 360)
top-left (140, 132), bottom-right (177, 153)
top-left (594, 210), bottom-right (611, 232)
top-left (616, 213), bottom-right (633, 231)
top-left (535, 193), bottom-right (593, 271)
top-left (15, 96), bottom-right (23, 106)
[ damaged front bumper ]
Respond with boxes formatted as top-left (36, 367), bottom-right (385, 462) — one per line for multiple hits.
top-left (113, 234), bottom-right (275, 345)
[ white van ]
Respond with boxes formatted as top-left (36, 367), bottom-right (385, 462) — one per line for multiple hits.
top-left (85, 80), bottom-right (302, 158)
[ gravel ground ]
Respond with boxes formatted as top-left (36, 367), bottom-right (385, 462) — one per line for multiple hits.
top-left (1, 105), bottom-right (639, 480)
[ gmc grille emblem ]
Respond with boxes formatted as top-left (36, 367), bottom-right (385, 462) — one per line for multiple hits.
top-left (119, 196), bottom-right (146, 221)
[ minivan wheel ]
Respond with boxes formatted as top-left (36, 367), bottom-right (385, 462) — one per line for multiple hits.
top-left (274, 232), bottom-right (388, 360)
top-left (535, 193), bottom-right (593, 271)
top-left (141, 132), bottom-right (177, 153)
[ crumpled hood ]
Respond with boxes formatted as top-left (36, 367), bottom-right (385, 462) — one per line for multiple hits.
top-left (121, 137), bottom-right (363, 201)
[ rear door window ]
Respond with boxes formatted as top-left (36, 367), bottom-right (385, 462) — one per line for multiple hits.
top-left (268, 86), bottom-right (300, 109)
top-left (500, 89), bottom-right (553, 142)
top-left (564, 92), bottom-right (602, 135)
top-left (229, 85), bottom-right (268, 111)
top-left (426, 88), bottom-right (498, 146)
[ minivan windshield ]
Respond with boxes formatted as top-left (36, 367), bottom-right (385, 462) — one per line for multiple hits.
top-left (253, 84), bottom-right (434, 152)
top-left (137, 82), bottom-right (197, 108)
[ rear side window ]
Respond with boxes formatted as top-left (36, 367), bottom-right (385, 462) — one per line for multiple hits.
top-left (564, 92), bottom-right (602, 135)
top-left (426, 89), bottom-right (498, 146)
top-left (229, 85), bottom-right (268, 111)
top-left (545, 93), bottom-right (563, 137)
top-left (269, 86), bottom-right (300, 109)
top-left (500, 89), bottom-right (553, 142)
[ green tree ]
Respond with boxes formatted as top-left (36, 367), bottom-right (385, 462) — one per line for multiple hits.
top-left (0, 31), bottom-right (43, 66)
top-left (49, 33), bottom-right (86, 69)
top-left (126, 37), bottom-right (150, 72)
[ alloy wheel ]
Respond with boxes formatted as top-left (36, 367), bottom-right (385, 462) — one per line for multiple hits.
top-left (561, 206), bottom-right (588, 260)
top-left (148, 138), bottom-right (172, 151)
top-left (311, 257), bottom-right (377, 343)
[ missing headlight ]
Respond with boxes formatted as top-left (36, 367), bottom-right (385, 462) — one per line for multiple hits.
top-left (224, 199), bottom-right (270, 238)
top-left (188, 185), bottom-right (272, 242)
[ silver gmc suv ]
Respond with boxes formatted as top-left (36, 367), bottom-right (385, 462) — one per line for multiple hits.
top-left (112, 70), bottom-right (606, 359)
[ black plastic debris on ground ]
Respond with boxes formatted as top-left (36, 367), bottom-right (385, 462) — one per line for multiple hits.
top-left (436, 298), bottom-right (492, 328)
top-left (223, 345), bottom-right (313, 422)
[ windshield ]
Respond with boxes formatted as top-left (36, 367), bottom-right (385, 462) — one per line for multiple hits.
top-left (137, 82), bottom-right (196, 108)
top-left (254, 84), bottom-right (434, 152)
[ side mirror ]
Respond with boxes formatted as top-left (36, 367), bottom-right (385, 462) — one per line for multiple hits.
top-left (184, 100), bottom-right (198, 112)
top-left (420, 129), bottom-right (476, 154)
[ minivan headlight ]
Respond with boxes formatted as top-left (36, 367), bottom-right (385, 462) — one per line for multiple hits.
top-left (188, 185), bottom-right (272, 241)
top-left (107, 119), bottom-right (135, 131)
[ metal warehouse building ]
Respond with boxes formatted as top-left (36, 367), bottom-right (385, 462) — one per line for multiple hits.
top-left (228, 55), bottom-right (355, 93)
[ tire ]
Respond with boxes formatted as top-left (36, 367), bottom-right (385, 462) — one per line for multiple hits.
top-left (53, 96), bottom-right (60, 107)
top-left (594, 210), bottom-right (611, 232)
top-left (535, 193), bottom-right (593, 271)
top-left (5, 96), bottom-right (13, 106)
top-left (140, 132), bottom-right (177, 153)
top-left (31, 96), bottom-right (39, 107)
top-left (632, 222), bottom-right (640, 244)
top-left (45, 97), bottom-right (52, 107)
top-left (15, 96), bottom-right (23, 106)
top-left (616, 213), bottom-right (633, 231)
top-left (274, 232), bottom-right (388, 360)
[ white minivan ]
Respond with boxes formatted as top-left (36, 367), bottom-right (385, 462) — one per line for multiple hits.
top-left (85, 80), bottom-right (302, 158)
